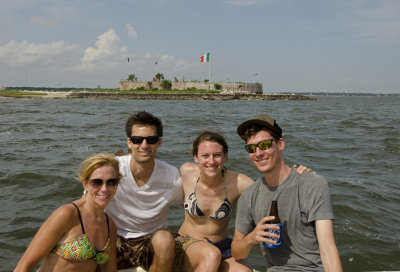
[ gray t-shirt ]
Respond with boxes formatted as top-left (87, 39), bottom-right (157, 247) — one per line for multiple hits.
top-left (235, 168), bottom-right (334, 271)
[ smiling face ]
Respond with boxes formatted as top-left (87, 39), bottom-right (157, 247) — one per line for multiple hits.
top-left (246, 130), bottom-right (284, 174)
top-left (194, 140), bottom-right (227, 178)
top-left (128, 124), bottom-right (162, 165)
top-left (84, 164), bottom-right (119, 208)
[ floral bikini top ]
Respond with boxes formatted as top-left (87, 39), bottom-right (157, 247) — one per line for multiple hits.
top-left (51, 203), bottom-right (111, 265)
top-left (184, 177), bottom-right (233, 220)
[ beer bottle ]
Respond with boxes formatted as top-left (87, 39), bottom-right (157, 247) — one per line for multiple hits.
top-left (269, 200), bottom-right (281, 224)
top-left (263, 200), bottom-right (282, 248)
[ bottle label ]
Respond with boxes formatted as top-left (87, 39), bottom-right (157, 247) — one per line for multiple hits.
top-left (263, 223), bottom-right (282, 248)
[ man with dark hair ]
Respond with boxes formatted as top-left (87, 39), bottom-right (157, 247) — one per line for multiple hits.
top-left (231, 114), bottom-right (342, 271)
top-left (106, 111), bottom-right (179, 271)
top-left (106, 111), bottom-right (220, 272)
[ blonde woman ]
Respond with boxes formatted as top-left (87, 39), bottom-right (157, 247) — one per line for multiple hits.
top-left (15, 153), bottom-right (121, 272)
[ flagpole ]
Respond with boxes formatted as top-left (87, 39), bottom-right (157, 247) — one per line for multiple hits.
top-left (209, 58), bottom-right (211, 82)
top-left (209, 52), bottom-right (211, 82)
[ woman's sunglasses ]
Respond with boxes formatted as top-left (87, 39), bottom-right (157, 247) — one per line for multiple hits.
top-left (130, 136), bottom-right (160, 145)
top-left (245, 139), bottom-right (278, 153)
top-left (89, 178), bottom-right (119, 188)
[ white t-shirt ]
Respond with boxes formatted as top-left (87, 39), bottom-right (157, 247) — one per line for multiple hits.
top-left (105, 155), bottom-right (183, 238)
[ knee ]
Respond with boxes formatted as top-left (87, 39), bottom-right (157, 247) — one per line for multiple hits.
top-left (236, 266), bottom-right (253, 272)
top-left (229, 259), bottom-right (253, 272)
top-left (202, 245), bottom-right (222, 267)
top-left (151, 230), bottom-right (175, 253)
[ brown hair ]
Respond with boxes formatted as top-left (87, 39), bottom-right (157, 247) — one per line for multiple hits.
top-left (190, 131), bottom-right (228, 157)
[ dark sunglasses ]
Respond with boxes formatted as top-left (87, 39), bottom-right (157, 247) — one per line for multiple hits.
top-left (89, 178), bottom-right (119, 188)
top-left (245, 139), bottom-right (279, 153)
top-left (130, 136), bottom-right (160, 145)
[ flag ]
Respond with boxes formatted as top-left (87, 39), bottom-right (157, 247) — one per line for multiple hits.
top-left (200, 52), bottom-right (210, 63)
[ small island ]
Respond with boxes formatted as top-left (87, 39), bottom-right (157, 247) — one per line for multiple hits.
top-left (0, 73), bottom-right (314, 100)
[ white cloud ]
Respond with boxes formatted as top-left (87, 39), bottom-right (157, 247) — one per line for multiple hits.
top-left (0, 40), bottom-right (79, 66)
top-left (126, 23), bottom-right (138, 39)
top-left (80, 29), bottom-right (126, 64)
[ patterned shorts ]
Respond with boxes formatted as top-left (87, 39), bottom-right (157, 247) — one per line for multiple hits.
top-left (116, 232), bottom-right (200, 272)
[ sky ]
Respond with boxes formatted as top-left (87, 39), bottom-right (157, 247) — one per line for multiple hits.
top-left (0, 0), bottom-right (399, 93)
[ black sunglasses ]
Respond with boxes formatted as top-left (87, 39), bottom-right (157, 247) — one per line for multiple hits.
top-left (130, 135), bottom-right (160, 145)
top-left (245, 139), bottom-right (279, 153)
top-left (89, 178), bottom-right (119, 188)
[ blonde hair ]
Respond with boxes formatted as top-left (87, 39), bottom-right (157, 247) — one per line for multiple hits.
top-left (77, 153), bottom-right (121, 183)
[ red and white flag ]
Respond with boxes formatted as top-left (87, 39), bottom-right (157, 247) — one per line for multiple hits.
top-left (200, 52), bottom-right (210, 63)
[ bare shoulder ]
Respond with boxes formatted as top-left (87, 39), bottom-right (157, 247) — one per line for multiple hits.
top-left (180, 162), bottom-right (199, 178)
top-left (180, 162), bottom-right (197, 171)
top-left (227, 170), bottom-right (254, 184)
top-left (50, 203), bottom-right (76, 221)
top-left (34, 203), bottom-right (75, 241)
top-left (226, 170), bottom-right (254, 193)
top-left (237, 172), bottom-right (254, 184)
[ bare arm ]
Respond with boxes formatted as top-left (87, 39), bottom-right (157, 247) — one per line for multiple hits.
top-left (14, 206), bottom-right (72, 272)
top-left (316, 220), bottom-right (342, 272)
top-left (231, 216), bottom-right (279, 260)
top-left (179, 162), bottom-right (199, 198)
top-left (236, 173), bottom-right (254, 195)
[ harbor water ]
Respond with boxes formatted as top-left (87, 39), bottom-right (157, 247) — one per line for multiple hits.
top-left (0, 95), bottom-right (399, 271)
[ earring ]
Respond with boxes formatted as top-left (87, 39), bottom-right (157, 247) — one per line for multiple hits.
top-left (83, 189), bottom-right (87, 196)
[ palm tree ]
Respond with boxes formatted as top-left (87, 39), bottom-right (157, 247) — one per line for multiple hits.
top-left (127, 74), bottom-right (138, 81)
top-left (154, 73), bottom-right (164, 82)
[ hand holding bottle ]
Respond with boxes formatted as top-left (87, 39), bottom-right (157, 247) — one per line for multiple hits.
top-left (264, 200), bottom-right (282, 248)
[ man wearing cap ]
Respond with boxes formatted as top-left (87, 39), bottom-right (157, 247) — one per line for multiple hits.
top-left (231, 115), bottom-right (342, 271)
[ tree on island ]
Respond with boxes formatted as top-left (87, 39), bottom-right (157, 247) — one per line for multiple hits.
top-left (160, 79), bottom-right (172, 90)
top-left (127, 74), bottom-right (138, 81)
top-left (154, 73), bottom-right (164, 82)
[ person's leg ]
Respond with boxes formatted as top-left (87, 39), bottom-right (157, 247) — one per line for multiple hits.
top-left (148, 229), bottom-right (175, 272)
top-left (183, 240), bottom-right (221, 272)
top-left (116, 234), bottom-right (155, 270)
top-left (218, 257), bottom-right (252, 272)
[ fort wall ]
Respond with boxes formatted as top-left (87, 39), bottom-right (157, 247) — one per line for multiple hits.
top-left (119, 80), bottom-right (263, 94)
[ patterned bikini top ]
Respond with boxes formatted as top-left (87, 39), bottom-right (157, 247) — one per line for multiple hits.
top-left (51, 203), bottom-right (111, 265)
top-left (184, 177), bottom-right (233, 220)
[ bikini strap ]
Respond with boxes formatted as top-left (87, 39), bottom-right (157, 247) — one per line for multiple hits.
top-left (222, 175), bottom-right (228, 200)
top-left (193, 176), bottom-right (200, 193)
top-left (105, 213), bottom-right (110, 238)
top-left (71, 202), bottom-right (86, 234)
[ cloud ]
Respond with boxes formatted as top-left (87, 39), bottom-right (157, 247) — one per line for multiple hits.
top-left (0, 40), bottom-right (79, 66)
top-left (73, 29), bottom-right (129, 75)
top-left (0, 28), bottom-right (199, 87)
top-left (126, 23), bottom-right (138, 39)
top-left (80, 29), bottom-right (127, 64)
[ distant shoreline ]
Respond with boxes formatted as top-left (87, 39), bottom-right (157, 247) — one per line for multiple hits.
top-left (1, 91), bottom-right (315, 101)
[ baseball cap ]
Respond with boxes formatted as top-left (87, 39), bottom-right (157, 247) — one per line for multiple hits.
top-left (237, 114), bottom-right (282, 140)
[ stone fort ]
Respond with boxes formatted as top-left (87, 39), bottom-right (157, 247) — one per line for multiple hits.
top-left (119, 79), bottom-right (263, 94)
